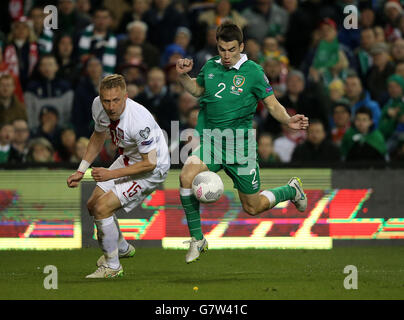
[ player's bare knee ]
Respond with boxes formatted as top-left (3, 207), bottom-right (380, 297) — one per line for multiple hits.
top-left (92, 202), bottom-right (112, 220)
top-left (87, 199), bottom-right (96, 215)
top-left (180, 167), bottom-right (196, 188)
top-left (242, 203), bottom-right (259, 216)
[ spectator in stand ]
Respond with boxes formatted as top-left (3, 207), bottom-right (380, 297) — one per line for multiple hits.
top-left (192, 25), bottom-right (217, 76)
top-left (262, 57), bottom-right (288, 99)
top-left (120, 63), bottom-right (147, 96)
top-left (383, 0), bottom-right (402, 43)
top-left (143, 0), bottom-right (189, 51)
top-left (76, 0), bottom-right (92, 20)
top-left (374, 26), bottom-right (386, 44)
top-left (344, 71), bottom-right (381, 127)
top-left (78, 7), bottom-right (117, 76)
top-left (391, 136), bottom-right (404, 161)
top-left (160, 44), bottom-right (185, 69)
top-left (0, 123), bottom-right (14, 163)
top-left (117, 21), bottom-right (160, 68)
top-left (379, 74), bottom-right (404, 152)
top-left (176, 106), bottom-right (201, 161)
top-left (161, 27), bottom-right (193, 67)
top-left (177, 91), bottom-right (198, 131)
top-left (54, 127), bottom-right (77, 162)
top-left (366, 42), bottom-right (395, 107)
top-left (244, 38), bottom-right (262, 64)
top-left (257, 132), bottom-right (280, 165)
top-left (328, 79), bottom-right (345, 104)
top-left (396, 61), bottom-right (404, 78)
top-left (24, 54), bottom-right (74, 130)
top-left (122, 44), bottom-right (144, 66)
top-left (359, 6), bottom-right (375, 29)
top-left (72, 57), bottom-right (103, 138)
top-left (341, 106), bottom-right (387, 162)
top-left (164, 63), bottom-right (182, 95)
top-left (198, 0), bottom-right (248, 31)
top-left (273, 120), bottom-right (306, 163)
top-left (73, 136), bottom-right (89, 162)
top-left (0, 45), bottom-right (24, 103)
top-left (117, 0), bottom-right (151, 35)
top-left (0, 74), bottom-right (27, 126)
top-left (31, 106), bottom-right (63, 151)
top-left (331, 101), bottom-right (351, 147)
top-left (57, 0), bottom-right (91, 38)
top-left (278, 70), bottom-right (329, 133)
top-left (282, 0), bottom-right (298, 15)
top-left (8, 118), bottom-right (30, 163)
top-left (29, 5), bottom-right (54, 55)
top-left (270, 108), bottom-right (306, 163)
top-left (54, 34), bottom-right (81, 88)
top-left (134, 67), bottom-right (178, 136)
top-left (309, 18), bottom-right (351, 88)
top-left (355, 28), bottom-right (376, 83)
top-left (3, 16), bottom-right (39, 90)
top-left (261, 36), bottom-right (289, 66)
top-left (261, 70), bottom-right (304, 136)
top-left (186, 107), bottom-right (200, 130)
top-left (391, 38), bottom-right (404, 64)
top-left (26, 137), bottom-right (55, 163)
top-left (242, 0), bottom-right (289, 44)
top-left (292, 119), bottom-right (341, 163)
top-left (284, 0), bottom-right (325, 69)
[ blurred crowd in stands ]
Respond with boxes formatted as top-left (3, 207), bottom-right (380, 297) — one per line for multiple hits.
top-left (1, 0), bottom-right (404, 167)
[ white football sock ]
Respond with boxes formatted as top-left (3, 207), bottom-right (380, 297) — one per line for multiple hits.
top-left (113, 214), bottom-right (129, 253)
top-left (180, 187), bottom-right (193, 196)
top-left (260, 190), bottom-right (277, 208)
top-left (95, 216), bottom-right (120, 269)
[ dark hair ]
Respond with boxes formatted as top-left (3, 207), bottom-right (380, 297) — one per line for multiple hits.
top-left (216, 21), bottom-right (243, 44)
top-left (39, 53), bottom-right (57, 64)
top-left (355, 106), bottom-right (372, 119)
top-left (361, 27), bottom-right (376, 37)
top-left (332, 101), bottom-right (351, 114)
top-left (309, 118), bottom-right (325, 127)
top-left (94, 6), bottom-right (111, 16)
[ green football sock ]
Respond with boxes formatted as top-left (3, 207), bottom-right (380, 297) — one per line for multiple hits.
top-left (268, 185), bottom-right (296, 204)
top-left (180, 193), bottom-right (203, 241)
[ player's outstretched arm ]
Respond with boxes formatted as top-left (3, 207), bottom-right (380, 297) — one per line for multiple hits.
top-left (91, 149), bottom-right (157, 182)
top-left (263, 95), bottom-right (309, 130)
top-left (176, 58), bottom-right (205, 97)
top-left (67, 130), bottom-right (107, 188)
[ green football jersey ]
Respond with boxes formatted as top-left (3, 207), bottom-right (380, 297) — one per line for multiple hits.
top-left (195, 54), bottom-right (273, 133)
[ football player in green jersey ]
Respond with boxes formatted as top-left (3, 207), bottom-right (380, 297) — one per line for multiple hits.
top-left (176, 22), bottom-right (309, 263)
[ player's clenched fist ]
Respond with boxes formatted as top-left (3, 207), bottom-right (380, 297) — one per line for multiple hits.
top-left (67, 171), bottom-right (84, 188)
top-left (176, 58), bottom-right (193, 75)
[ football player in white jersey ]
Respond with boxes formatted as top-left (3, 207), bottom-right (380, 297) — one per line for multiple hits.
top-left (67, 74), bottom-right (170, 278)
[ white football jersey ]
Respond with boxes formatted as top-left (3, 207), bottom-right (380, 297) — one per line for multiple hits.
top-left (92, 96), bottom-right (170, 175)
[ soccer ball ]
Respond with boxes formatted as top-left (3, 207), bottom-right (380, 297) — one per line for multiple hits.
top-left (192, 171), bottom-right (224, 203)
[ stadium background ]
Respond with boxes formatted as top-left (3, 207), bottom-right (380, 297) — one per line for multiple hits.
top-left (1, 0), bottom-right (404, 301)
top-left (1, 167), bottom-right (403, 250)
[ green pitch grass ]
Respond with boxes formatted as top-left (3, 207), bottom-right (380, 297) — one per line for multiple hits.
top-left (1, 247), bottom-right (403, 300)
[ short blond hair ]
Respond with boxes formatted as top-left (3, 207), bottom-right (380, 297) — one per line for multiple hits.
top-left (100, 74), bottom-right (127, 92)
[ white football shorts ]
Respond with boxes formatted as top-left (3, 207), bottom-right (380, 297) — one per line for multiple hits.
top-left (96, 155), bottom-right (168, 212)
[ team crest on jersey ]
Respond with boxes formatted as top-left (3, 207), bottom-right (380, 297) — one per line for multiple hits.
top-left (117, 128), bottom-right (124, 140)
top-left (233, 75), bottom-right (245, 87)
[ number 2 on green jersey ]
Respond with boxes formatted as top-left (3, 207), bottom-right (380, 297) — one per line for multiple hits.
top-left (215, 82), bottom-right (225, 98)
